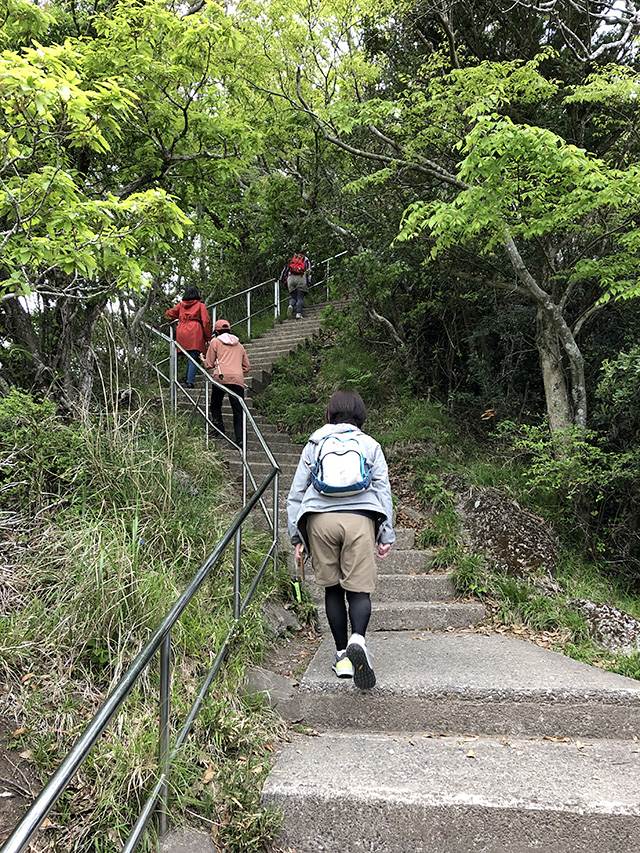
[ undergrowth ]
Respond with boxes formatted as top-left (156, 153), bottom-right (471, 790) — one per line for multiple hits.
top-left (0, 389), bottom-right (288, 852)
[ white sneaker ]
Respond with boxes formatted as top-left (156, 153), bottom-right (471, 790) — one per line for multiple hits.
top-left (296, 312), bottom-right (302, 319)
top-left (287, 305), bottom-right (293, 319)
top-left (332, 650), bottom-right (354, 679)
top-left (346, 633), bottom-right (375, 689)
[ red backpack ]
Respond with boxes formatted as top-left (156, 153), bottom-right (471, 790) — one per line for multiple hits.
top-left (288, 254), bottom-right (306, 274)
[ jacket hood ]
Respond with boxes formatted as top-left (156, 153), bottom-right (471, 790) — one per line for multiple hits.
top-left (308, 422), bottom-right (362, 445)
top-left (217, 332), bottom-right (240, 345)
top-left (182, 299), bottom-right (199, 307)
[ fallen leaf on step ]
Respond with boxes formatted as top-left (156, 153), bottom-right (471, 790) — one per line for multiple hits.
top-left (466, 749), bottom-right (476, 758)
top-left (12, 728), bottom-right (25, 738)
top-left (543, 735), bottom-right (570, 742)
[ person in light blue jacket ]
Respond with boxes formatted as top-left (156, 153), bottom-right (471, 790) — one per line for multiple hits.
top-left (287, 390), bottom-right (395, 689)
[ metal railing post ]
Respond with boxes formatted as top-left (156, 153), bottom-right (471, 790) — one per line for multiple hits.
top-left (326, 259), bottom-right (330, 301)
top-left (158, 633), bottom-right (171, 838)
top-left (273, 470), bottom-right (279, 577)
top-left (205, 379), bottom-right (210, 449)
top-left (169, 326), bottom-right (176, 410)
top-left (247, 291), bottom-right (251, 338)
top-left (234, 528), bottom-right (242, 620)
top-left (242, 411), bottom-right (247, 506)
top-left (274, 278), bottom-right (279, 319)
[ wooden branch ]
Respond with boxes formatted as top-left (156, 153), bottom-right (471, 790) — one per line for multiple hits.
top-left (368, 307), bottom-right (405, 348)
top-left (295, 68), bottom-right (468, 191)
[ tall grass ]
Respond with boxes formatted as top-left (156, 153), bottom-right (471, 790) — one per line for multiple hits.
top-left (0, 391), bottom-right (287, 851)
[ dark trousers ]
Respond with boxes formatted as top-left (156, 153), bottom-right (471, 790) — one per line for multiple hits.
top-left (289, 289), bottom-right (305, 314)
top-left (211, 383), bottom-right (245, 445)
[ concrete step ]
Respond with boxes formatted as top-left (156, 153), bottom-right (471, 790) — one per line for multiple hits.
top-left (278, 527), bottom-right (417, 551)
top-left (287, 548), bottom-right (438, 576)
top-left (315, 600), bottom-right (485, 633)
top-left (229, 460), bottom-right (299, 478)
top-left (306, 572), bottom-right (457, 603)
top-left (262, 730), bottom-right (640, 853)
top-left (295, 632), bottom-right (640, 739)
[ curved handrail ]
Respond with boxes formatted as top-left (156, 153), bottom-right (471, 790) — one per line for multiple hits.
top-left (145, 324), bottom-right (278, 530)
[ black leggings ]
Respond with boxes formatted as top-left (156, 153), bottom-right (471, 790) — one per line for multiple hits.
top-left (324, 584), bottom-right (371, 651)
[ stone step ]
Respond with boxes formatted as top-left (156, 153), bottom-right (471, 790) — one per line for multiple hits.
top-left (287, 548), bottom-right (438, 576)
top-left (245, 339), bottom-right (314, 355)
top-left (307, 572), bottom-right (457, 603)
top-left (277, 527), bottom-right (416, 551)
top-left (229, 459), bottom-right (299, 478)
top-left (262, 730), bottom-right (640, 853)
top-left (222, 445), bottom-right (302, 464)
top-left (295, 632), bottom-right (640, 739)
top-left (315, 601), bottom-right (485, 633)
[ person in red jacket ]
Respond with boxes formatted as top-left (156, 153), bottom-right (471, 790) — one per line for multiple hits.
top-left (164, 286), bottom-right (212, 388)
top-left (201, 319), bottom-right (251, 446)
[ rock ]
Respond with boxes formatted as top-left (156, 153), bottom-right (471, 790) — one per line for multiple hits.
top-left (444, 477), bottom-right (559, 578)
top-left (243, 666), bottom-right (302, 721)
top-left (262, 600), bottom-right (301, 638)
top-left (172, 468), bottom-right (199, 497)
top-left (570, 599), bottom-right (640, 656)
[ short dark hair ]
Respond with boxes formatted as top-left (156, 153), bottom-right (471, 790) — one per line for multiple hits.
top-left (183, 285), bottom-right (200, 301)
top-left (327, 390), bottom-right (366, 429)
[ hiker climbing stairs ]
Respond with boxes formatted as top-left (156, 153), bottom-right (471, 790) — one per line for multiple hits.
top-left (166, 300), bottom-right (640, 852)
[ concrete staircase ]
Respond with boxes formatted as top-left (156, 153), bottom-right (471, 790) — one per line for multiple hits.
top-left (169, 304), bottom-right (640, 852)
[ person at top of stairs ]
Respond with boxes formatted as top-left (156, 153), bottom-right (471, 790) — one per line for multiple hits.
top-left (164, 285), bottom-right (211, 389)
top-left (201, 319), bottom-right (250, 447)
top-left (279, 249), bottom-right (311, 319)
top-left (287, 390), bottom-right (395, 689)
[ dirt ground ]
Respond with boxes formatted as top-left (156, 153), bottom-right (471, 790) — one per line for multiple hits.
top-left (0, 714), bottom-right (42, 845)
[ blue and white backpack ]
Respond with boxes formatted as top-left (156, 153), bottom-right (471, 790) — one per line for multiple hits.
top-left (311, 432), bottom-right (372, 496)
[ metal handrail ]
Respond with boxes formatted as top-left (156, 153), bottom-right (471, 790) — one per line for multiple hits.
top-left (147, 325), bottom-right (277, 523)
top-left (187, 250), bottom-right (348, 336)
top-left (3, 253), bottom-right (349, 852)
top-left (1, 469), bottom-right (279, 853)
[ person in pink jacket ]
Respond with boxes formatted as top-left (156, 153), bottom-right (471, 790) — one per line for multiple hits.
top-left (201, 319), bottom-right (251, 446)
top-left (164, 286), bottom-right (211, 388)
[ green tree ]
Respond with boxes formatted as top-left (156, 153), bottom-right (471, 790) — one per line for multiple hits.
top-left (251, 0), bottom-right (640, 450)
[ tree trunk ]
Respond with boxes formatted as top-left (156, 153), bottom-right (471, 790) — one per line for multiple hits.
top-left (75, 297), bottom-right (109, 417)
top-left (536, 305), bottom-right (572, 441)
top-left (503, 235), bottom-right (588, 445)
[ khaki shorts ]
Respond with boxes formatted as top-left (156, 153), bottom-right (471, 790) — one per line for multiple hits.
top-left (306, 512), bottom-right (377, 593)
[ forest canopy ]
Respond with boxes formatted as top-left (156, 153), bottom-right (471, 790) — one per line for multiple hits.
top-left (2, 0), bottom-right (640, 567)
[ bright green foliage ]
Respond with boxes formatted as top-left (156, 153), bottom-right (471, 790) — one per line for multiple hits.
top-left (0, 34), bottom-right (189, 298)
